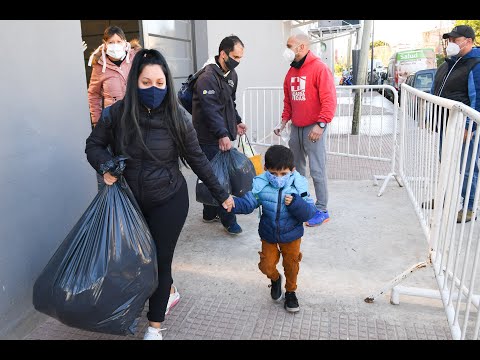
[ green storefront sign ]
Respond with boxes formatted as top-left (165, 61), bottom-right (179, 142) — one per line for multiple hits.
top-left (397, 49), bottom-right (433, 61)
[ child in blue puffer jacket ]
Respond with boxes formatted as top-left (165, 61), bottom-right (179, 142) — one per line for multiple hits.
top-left (232, 144), bottom-right (316, 313)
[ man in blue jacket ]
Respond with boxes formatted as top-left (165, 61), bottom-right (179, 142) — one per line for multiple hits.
top-left (231, 145), bottom-right (316, 312)
top-left (431, 25), bottom-right (480, 223)
top-left (192, 35), bottom-right (247, 235)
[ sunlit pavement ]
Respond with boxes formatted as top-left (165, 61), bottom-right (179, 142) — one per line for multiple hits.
top-left (22, 162), bottom-right (452, 340)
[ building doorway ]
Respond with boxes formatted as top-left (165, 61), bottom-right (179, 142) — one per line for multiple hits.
top-left (80, 20), bottom-right (141, 87)
top-left (79, 20), bottom-right (200, 126)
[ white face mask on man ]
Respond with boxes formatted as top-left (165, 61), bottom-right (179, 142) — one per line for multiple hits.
top-left (283, 43), bottom-right (301, 63)
top-left (106, 43), bottom-right (126, 60)
top-left (283, 48), bottom-right (296, 63)
top-left (446, 39), bottom-right (466, 57)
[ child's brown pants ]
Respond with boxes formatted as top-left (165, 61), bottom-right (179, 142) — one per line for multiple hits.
top-left (258, 238), bottom-right (302, 292)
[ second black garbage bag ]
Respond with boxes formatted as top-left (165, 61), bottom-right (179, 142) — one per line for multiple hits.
top-left (195, 150), bottom-right (231, 206)
top-left (226, 148), bottom-right (255, 197)
top-left (196, 148), bottom-right (255, 206)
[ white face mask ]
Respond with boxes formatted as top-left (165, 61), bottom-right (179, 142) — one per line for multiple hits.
top-left (283, 47), bottom-right (296, 63)
top-left (445, 40), bottom-right (466, 57)
top-left (106, 43), bottom-right (126, 60)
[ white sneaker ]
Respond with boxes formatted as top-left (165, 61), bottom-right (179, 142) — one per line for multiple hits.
top-left (165, 285), bottom-right (180, 315)
top-left (143, 326), bottom-right (166, 340)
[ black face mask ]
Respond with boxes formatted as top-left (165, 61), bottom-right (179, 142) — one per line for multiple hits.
top-left (225, 56), bottom-right (239, 71)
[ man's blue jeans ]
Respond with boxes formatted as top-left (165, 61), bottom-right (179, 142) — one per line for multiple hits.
top-left (440, 131), bottom-right (480, 210)
top-left (461, 137), bottom-right (480, 210)
top-left (199, 144), bottom-right (237, 228)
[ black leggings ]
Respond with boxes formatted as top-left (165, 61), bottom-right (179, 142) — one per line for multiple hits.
top-left (142, 180), bottom-right (189, 323)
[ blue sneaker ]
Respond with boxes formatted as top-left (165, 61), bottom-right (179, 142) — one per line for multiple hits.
top-left (306, 210), bottom-right (330, 227)
top-left (224, 223), bottom-right (243, 235)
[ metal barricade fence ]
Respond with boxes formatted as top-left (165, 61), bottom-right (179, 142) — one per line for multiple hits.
top-left (241, 85), bottom-right (402, 196)
top-left (365, 83), bottom-right (480, 340)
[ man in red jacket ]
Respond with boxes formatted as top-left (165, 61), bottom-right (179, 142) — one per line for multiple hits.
top-left (274, 32), bottom-right (337, 227)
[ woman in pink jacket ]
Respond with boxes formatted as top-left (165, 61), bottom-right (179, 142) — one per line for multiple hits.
top-left (87, 25), bottom-right (142, 127)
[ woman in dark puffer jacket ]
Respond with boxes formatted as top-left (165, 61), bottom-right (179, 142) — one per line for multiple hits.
top-left (85, 49), bottom-right (234, 340)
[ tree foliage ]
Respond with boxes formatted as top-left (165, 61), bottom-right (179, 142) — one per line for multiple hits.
top-left (436, 54), bottom-right (445, 67)
top-left (369, 40), bottom-right (389, 49)
top-left (334, 63), bottom-right (345, 76)
top-left (454, 20), bottom-right (480, 44)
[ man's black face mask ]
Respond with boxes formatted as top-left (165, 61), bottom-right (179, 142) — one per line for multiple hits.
top-left (225, 56), bottom-right (239, 71)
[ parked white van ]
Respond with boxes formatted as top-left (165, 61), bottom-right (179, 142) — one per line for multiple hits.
top-left (383, 48), bottom-right (437, 102)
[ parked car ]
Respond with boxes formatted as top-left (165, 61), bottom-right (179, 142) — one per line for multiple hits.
top-left (404, 68), bottom-right (437, 93)
top-left (400, 68), bottom-right (437, 104)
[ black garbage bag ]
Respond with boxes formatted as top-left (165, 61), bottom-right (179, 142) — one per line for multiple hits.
top-left (226, 148), bottom-right (255, 197)
top-left (196, 151), bottom-right (231, 206)
top-left (32, 156), bottom-right (158, 336)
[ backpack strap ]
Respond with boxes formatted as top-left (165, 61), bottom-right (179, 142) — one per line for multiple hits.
top-left (190, 66), bottom-right (207, 85)
top-left (194, 64), bottom-right (223, 91)
top-left (97, 105), bottom-right (113, 126)
top-left (212, 68), bottom-right (224, 90)
top-left (102, 105), bottom-right (111, 123)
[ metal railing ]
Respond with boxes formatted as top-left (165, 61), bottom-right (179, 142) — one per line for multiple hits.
top-left (241, 84), bottom-right (402, 195)
top-left (242, 82), bottom-right (480, 339)
top-left (365, 84), bottom-right (480, 340)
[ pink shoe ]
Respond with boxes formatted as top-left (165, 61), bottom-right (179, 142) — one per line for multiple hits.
top-left (165, 285), bottom-right (180, 315)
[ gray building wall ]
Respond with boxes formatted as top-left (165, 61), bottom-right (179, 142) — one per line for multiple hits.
top-left (141, 20), bottom-right (197, 92)
top-left (0, 20), bottom-right (97, 338)
top-left (206, 20), bottom-right (289, 120)
top-left (193, 20), bottom-right (209, 71)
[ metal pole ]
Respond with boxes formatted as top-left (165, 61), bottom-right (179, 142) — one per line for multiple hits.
top-left (352, 23), bottom-right (363, 85)
top-left (370, 20), bottom-right (374, 84)
top-left (347, 33), bottom-right (352, 68)
top-left (352, 20), bottom-right (373, 135)
top-left (356, 20), bottom-right (373, 87)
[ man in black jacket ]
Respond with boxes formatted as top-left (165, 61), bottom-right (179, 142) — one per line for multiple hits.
top-left (192, 35), bottom-right (247, 235)
top-left (430, 25), bottom-right (480, 223)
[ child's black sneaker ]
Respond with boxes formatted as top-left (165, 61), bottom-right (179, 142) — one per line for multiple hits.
top-left (202, 215), bottom-right (220, 223)
top-left (268, 275), bottom-right (283, 302)
top-left (284, 291), bottom-right (300, 312)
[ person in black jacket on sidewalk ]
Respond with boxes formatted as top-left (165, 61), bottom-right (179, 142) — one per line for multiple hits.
top-left (191, 35), bottom-right (247, 235)
top-left (429, 25), bottom-right (480, 223)
top-left (85, 49), bottom-right (234, 340)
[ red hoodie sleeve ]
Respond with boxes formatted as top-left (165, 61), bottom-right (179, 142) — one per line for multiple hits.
top-left (281, 72), bottom-right (292, 121)
top-left (316, 66), bottom-right (337, 124)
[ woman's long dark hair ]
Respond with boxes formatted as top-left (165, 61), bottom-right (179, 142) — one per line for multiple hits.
top-left (119, 48), bottom-right (189, 167)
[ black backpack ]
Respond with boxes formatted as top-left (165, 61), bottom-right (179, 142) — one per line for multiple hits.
top-left (177, 67), bottom-right (207, 114)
